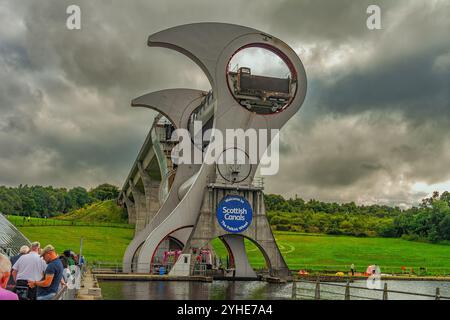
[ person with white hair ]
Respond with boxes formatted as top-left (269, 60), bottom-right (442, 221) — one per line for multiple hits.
top-left (12, 241), bottom-right (46, 300)
top-left (7, 245), bottom-right (30, 289)
top-left (0, 253), bottom-right (18, 300)
top-left (10, 245), bottom-right (30, 266)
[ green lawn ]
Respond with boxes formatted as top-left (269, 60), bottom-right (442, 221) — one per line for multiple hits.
top-left (11, 219), bottom-right (450, 275)
top-left (17, 226), bottom-right (134, 263)
top-left (212, 232), bottom-right (450, 275)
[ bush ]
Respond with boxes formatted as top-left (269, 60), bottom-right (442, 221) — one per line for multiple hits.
top-left (354, 231), bottom-right (368, 237)
top-left (401, 234), bottom-right (419, 241)
top-left (276, 224), bottom-right (291, 231)
top-left (269, 216), bottom-right (282, 225)
top-left (377, 224), bottom-right (398, 237)
top-left (290, 226), bottom-right (305, 233)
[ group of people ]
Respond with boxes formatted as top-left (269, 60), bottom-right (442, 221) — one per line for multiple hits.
top-left (0, 242), bottom-right (84, 300)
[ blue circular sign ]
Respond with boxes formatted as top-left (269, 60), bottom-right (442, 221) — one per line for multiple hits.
top-left (216, 195), bottom-right (252, 233)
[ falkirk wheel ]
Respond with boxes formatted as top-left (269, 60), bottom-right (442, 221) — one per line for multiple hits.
top-left (119, 23), bottom-right (307, 280)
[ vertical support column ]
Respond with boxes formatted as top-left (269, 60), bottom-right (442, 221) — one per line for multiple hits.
top-left (291, 281), bottom-right (297, 300)
top-left (436, 288), bottom-right (441, 300)
top-left (129, 180), bottom-right (147, 233)
top-left (345, 281), bottom-right (350, 300)
top-left (221, 234), bottom-right (257, 278)
top-left (382, 283), bottom-right (388, 300)
top-left (315, 278), bottom-right (321, 300)
top-left (246, 190), bottom-right (290, 279)
top-left (122, 192), bottom-right (136, 225)
top-left (137, 161), bottom-right (160, 225)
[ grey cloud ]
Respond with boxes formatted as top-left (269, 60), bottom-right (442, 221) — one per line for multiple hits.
top-left (262, 0), bottom-right (402, 44)
top-left (433, 52), bottom-right (450, 73)
top-left (267, 111), bottom-right (450, 206)
top-left (0, 0), bottom-right (449, 206)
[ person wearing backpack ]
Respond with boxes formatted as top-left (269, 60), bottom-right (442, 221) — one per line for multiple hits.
top-left (11, 242), bottom-right (46, 300)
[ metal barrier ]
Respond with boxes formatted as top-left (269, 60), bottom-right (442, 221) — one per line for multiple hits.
top-left (292, 278), bottom-right (450, 300)
top-left (52, 285), bottom-right (69, 300)
top-left (58, 261), bottom-right (450, 277)
top-left (51, 265), bottom-right (83, 300)
top-left (289, 264), bottom-right (450, 276)
top-left (91, 261), bottom-right (253, 278)
top-left (91, 262), bottom-right (123, 273)
top-left (90, 262), bottom-right (165, 274)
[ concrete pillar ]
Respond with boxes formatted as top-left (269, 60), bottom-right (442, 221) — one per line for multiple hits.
top-left (122, 192), bottom-right (136, 225)
top-left (245, 190), bottom-right (290, 278)
top-left (221, 234), bottom-right (257, 278)
top-left (137, 161), bottom-right (161, 225)
top-left (129, 180), bottom-right (147, 234)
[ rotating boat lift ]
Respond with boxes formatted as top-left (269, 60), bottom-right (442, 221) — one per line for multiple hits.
top-left (119, 23), bottom-right (307, 280)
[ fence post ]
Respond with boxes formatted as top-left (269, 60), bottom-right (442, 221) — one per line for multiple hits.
top-left (314, 277), bottom-right (320, 300)
top-left (383, 283), bottom-right (388, 300)
top-left (345, 281), bottom-right (350, 300)
top-left (291, 281), bottom-right (297, 300)
top-left (435, 288), bottom-right (441, 300)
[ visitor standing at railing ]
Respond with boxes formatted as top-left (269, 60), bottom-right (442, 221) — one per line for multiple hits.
top-left (11, 242), bottom-right (46, 300)
top-left (59, 255), bottom-right (71, 284)
top-left (79, 255), bottom-right (86, 274)
top-left (7, 245), bottom-right (29, 289)
top-left (0, 253), bottom-right (18, 300)
top-left (28, 245), bottom-right (64, 300)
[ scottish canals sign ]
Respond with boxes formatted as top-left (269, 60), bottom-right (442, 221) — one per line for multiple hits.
top-left (216, 195), bottom-right (252, 233)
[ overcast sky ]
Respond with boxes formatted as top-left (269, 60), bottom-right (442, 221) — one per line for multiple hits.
top-left (1, 0), bottom-right (449, 207)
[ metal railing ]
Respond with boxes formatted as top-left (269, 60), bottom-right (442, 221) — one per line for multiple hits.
top-left (51, 265), bottom-right (84, 300)
top-left (51, 286), bottom-right (79, 300)
top-left (91, 262), bottom-right (172, 274)
top-left (289, 264), bottom-right (450, 276)
top-left (291, 278), bottom-right (450, 300)
top-left (91, 261), bottom-right (245, 278)
top-left (52, 285), bottom-right (69, 300)
top-left (91, 261), bottom-right (124, 273)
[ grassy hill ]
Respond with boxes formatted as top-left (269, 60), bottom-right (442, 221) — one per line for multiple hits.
top-left (18, 225), bottom-right (134, 263)
top-left (55, 200), bottom-right (128, 224)
top-left (7, 200), bottom-right (134, 263)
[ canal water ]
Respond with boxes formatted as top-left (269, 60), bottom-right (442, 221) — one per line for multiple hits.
top-left (98, 280), bottom-right (450, 300)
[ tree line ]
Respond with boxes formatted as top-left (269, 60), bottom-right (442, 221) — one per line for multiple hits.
top-left (265, 191), bottom-right (450, 243)
top-left (0, 183), bottom-right (119, 217)
top-left (2, 182), bottom-right (450, 243)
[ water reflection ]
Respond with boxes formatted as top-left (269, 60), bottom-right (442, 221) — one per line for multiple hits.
top-left (99, 281), bottom-right (293, 300)
top-left (98, 280), bottom-right (450, 300)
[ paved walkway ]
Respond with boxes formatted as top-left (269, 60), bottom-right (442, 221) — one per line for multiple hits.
top-left (76, 268), bottom-right (102, 300)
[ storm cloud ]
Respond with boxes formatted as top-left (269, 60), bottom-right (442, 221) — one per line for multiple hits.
top-left (0, 0), bottom-right (449, 206)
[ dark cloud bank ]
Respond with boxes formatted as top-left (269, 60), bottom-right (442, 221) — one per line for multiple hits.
top-left (0, 0), bottom-right (449, 207)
